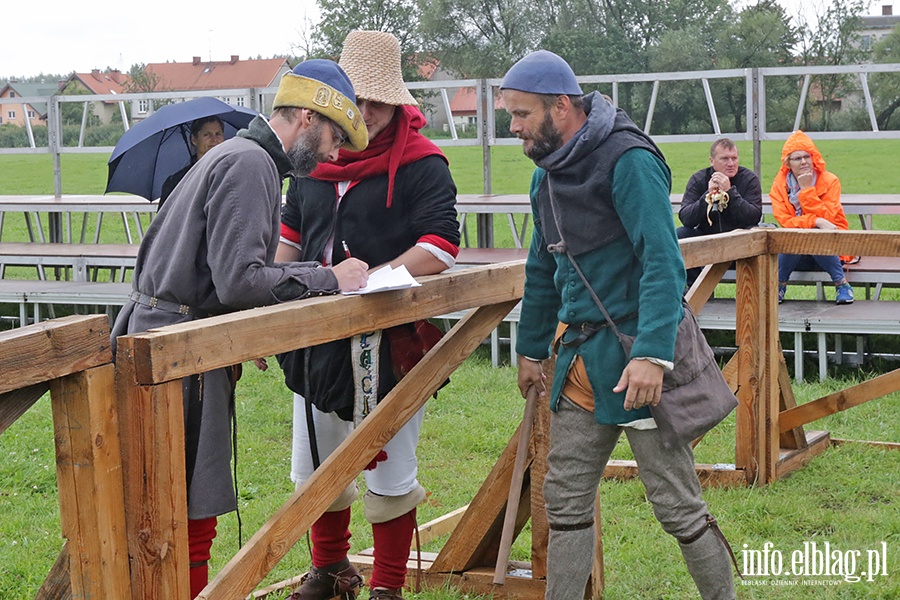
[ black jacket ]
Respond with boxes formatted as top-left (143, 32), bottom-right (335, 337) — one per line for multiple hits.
top-left (277, 154), bottom-right (460, 420)
top-left (678, 165), bottom-right (762, 234)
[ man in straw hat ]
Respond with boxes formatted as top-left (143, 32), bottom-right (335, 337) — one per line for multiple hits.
top-left (111, 59), bottom-right (370, 599)
top-left (276, 31), bottom-right (460, 600)
top-left (503, 51), bottom-right (737, 599)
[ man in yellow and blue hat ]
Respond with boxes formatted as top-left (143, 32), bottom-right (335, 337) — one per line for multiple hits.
top-left (111, 59), bottom-right (370, 599)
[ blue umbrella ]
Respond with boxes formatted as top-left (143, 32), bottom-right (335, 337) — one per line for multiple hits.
top-left (105, 97), bottom-right (259, 200)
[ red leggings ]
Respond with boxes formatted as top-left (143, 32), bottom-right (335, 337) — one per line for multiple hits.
top-left (188, 517), bottom-right (218, 599)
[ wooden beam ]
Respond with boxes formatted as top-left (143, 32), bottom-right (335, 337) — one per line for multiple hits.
top-left (767, 229), bottom-right (900, 259)
top-left (126, 262), bottom-right (524, 384)
top-left (776, 349), bottom-right (807, 450)
top-left (0, 382), bottom-right (49, 435)
top-left (779, 368), bottom-right (900, 432)
top-left (201, 301), bottom-right (518, 599)
top-left (414, 506), bottom-right (468, 548)
top-left (830, 438), bottom-right (900, 451)
top-left (115, 338), bottom-right (190, 600)
top-left (602, 460), bottom-right (749, 488)
top-left (529, 364), bottom-right (551, 581)
top-left (685, 261), bottom-right (731, 314)
top-left (35, 543), bottom-right (71, 600)
top-left (50, 365), bottom-right (131, 600)
top-left (0, 315), bottom-right (111, 394)
top-left (679, 229), bottom-right (768, 270)
top-left (776, 431), bottom-right (831, 480)
top-left (430, 396), bottom-right (535, 574)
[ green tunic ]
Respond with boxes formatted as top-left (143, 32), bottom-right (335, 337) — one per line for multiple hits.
top-left (515, 148), bottom-right (685, 425)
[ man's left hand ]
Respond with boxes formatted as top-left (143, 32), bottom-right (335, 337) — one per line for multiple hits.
top-left (614, 359), bottom-right (664, 411)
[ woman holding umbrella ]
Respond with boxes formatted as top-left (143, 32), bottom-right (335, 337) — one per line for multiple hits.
top-left (158, 116), bottom-right (225, 207)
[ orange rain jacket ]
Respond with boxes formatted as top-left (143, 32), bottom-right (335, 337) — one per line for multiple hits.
top-left (769, 130), bottom-right (852, 263)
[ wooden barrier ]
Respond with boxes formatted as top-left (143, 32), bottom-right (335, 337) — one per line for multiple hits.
top-left (0, 315), bottom-right (131, 599)
top-left (6, 229), bottom-right (898, 598)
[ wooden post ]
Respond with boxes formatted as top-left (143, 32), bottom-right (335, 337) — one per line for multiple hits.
top-left (50, 364), bottom-right (132, 599)
top-left (734, 254), bottom-right (780, 484)
top-left (116, 337), bottom-right (190, 600)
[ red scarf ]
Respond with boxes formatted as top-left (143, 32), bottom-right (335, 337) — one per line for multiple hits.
top-left (309, 105), bottom-right (447, 207)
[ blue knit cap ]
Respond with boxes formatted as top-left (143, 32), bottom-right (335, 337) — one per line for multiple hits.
top-left (500, 50), bottom-right (583, 96)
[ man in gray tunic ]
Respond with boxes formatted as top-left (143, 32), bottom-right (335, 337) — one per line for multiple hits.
top-left (111, 60), bottom-right (370, 599)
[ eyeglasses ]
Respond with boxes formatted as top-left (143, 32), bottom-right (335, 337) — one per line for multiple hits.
top-left (788, 154), bottom-right (812, 163)
top-left (324, 118), bottom-right (346, 150)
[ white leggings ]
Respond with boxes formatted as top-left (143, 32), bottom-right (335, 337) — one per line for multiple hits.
top-left (291, 392), bottom-right (424, 497)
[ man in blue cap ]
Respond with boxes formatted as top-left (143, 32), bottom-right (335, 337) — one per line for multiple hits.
top-left (503, 50), bottom-right (737, 599)
top-left (111, 59), bottom-right (370, 599)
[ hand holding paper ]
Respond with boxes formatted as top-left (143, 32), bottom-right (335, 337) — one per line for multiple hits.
top-left (342, 264), bottom-right (421, 295)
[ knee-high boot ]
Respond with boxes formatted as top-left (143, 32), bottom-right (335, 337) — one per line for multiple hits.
top-left (678, 520), bottom-right (736, 600)
top-left (545, 526), bottom-right (594, 600)
top-left (188, 517), bottom-right (218, 599)
top-left (370, 508), bottom-right (416, 592)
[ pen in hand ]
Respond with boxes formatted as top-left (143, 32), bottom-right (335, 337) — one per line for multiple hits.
top-left (342, 240), bottom-right (352, 259)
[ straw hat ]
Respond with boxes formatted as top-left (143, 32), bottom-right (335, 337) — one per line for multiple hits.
top-left (339, 31), bottom-right (417, 106)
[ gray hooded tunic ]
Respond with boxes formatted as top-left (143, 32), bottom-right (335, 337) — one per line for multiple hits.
top-left (112, 116), bottom-right (338, 519)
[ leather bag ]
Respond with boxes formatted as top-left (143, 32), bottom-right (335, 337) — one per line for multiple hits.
top-left (616, 301), bottom-right (738, 449)
top-left (545, 179), bottom-right (737, 449)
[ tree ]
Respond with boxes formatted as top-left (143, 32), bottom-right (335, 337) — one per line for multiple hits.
top-left (418, 0), bottom-right (546, 77)
top-left (793, 0), bottom-right (870, 130)
top-left (871, 26), bottom-right (900, 129)
top-left (314, 0), bottom-right (423, 80)
top-left (123, 63), bottom-right (162, 94)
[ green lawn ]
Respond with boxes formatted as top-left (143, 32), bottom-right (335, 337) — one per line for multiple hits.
top-left (1, 143), bottom-right (899, 598)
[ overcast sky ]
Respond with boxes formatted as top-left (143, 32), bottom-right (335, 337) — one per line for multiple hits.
top-left (1, 0), bottom-right (890, 80)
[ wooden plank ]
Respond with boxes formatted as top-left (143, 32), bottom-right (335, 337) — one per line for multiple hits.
top-left (767, 229), bottom-right (900, 260)
top-left (590, 494), bottom-right (604, 599)
top-left (0, 315), bottom-right (111, 394)
top-left (431, 401), bottom-right (534, 574)
top-left (678, 229), bottom-right (768, 270)
top-left (414, 506), bottom-right (468, 548)
top-left (603, 460), bottom-right (749, 488)
top-left (529, 362), bottom-right (552, 581)
top-left (0, 382), bottom-right (48, 435)
top-left (51, 365), bottom-right (131, 599)
top-left (776, 431), bottom-right (831, 479)
top-left (35, 543), bottom-right (72, 600)
top-left (127, 262), bottom-right (524, 384)
top-left (349, 555), bottom-right (546, 599)
top-left (201, 301), bottom-right (518, 599)
top-left (686, 261), bottom-right (731, 314)
top-left (779, 368), bottom-right (900, 432)
top-left (830, 438), bottom-right (900, 450)
top-left (115, 338), bottom-right (190, 600)
top-left (776, 349), bottom-right (807, 450)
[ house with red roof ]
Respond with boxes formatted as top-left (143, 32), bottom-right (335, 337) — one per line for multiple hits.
top-left (60, 69), bottom-right (129, 125)
top-left (143, 56), bottom-right (290, 117)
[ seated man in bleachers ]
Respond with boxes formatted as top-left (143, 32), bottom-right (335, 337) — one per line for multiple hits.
top-left (771, 130), bottom-right (854, 305)
top-left (677, 138), bottom-right (762, 286)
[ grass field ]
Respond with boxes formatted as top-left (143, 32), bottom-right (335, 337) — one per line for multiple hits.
top-left (1, 142), bottom-right (899, 598)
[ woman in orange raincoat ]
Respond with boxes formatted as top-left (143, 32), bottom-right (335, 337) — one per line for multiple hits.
top-left (770, 130), bottom-right (854, 304)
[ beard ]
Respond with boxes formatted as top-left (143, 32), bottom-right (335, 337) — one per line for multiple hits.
top-left (286, 123), bottom-right (322, 178)
top-left (523, 111), bottom-right (563, 161)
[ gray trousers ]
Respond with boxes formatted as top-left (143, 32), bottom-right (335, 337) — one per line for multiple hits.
top-left (544, 397), bottom-right (734, 599)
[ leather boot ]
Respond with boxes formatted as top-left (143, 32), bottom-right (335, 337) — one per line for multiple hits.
top-left (288, 557), bottom-right (363, 600)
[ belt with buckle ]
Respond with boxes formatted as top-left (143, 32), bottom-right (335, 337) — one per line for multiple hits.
top-left (559, 311), bottom-right (639, 349)
top-left (129, 291), bottom-right (196, 316)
